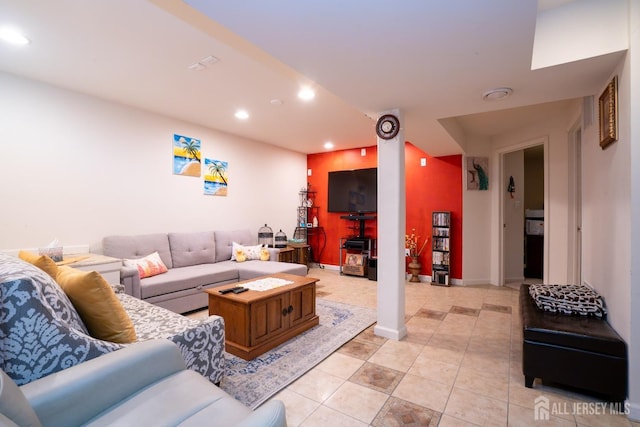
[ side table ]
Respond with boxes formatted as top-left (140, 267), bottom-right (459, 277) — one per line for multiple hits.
top-left (64, 254), bottom-right (122, 286)
top-left (277, 245), bottom-right (309, 268)
top-left (277, 247), bottom-right (294, 263)
top-left (288, 243), bottom-right (309, 266)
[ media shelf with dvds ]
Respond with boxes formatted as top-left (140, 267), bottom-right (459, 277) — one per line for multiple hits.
top-left (431, 211), bottom-right (451, 287)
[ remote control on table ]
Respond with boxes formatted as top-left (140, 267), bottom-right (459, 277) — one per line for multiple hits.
top-left (218, 288), bottom-right (235, 294)
top-left (232, 287), bottom-right (248, 294)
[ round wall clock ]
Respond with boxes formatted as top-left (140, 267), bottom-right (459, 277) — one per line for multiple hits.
top-left (376, 114), bottom-right (400, 140)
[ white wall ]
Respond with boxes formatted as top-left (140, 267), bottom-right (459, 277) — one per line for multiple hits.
top-left (462, 62), bottom-right (637, 414)
top-left (581, 50), bottom-right (639, 417)
top-left (532, 0), bottom-right (628, 69)
top-left (494, 108), bottom-right (578, 286)
top-left (463, 100), bottom-right (579, 286)
top-left (629, 0), bottom-right (640, 418)
top-left (462, 138), bottom-right (493, 285)
top-left (581, 62), bottom-right (631, 349)
top-left (0, 72), bottom-right (307, 253)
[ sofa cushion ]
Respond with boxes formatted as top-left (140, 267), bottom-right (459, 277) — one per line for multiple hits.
top-left (169, 231), bottom-right (216, 268)
top-left (214, 229), bottom-right (254, 262)
top-left (236, 260), bottom-right (308, 281)
top-left (75, 370), bottom-right (250, 426)
top-left (139, 263), bottom-right (239, 299)
top-left (123, 251), bottom-right (168, 279)
top-left (56, 266), bottom-right (137, 344)
top-left (18, 250), bottom-right (59, 279)
top-left (521, 285), bottom-right (626, 357)
top-left (103, 233), bottom-right (173, 269)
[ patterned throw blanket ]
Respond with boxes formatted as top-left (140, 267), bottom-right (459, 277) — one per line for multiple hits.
top-left (528, 284), bottom-right (607, 319)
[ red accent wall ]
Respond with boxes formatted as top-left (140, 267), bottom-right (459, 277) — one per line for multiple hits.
top-left (307, 142), bottom-right (462, 279)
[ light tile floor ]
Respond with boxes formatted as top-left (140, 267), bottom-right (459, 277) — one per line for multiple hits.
top-left (261, 267), bottom-right (638, 427)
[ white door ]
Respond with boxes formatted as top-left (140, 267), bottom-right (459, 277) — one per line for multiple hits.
top-left (503, 151), bottom-right (525, 284)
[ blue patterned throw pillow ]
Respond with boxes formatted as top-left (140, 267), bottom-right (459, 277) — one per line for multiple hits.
top-left (0, 253), bottom-right (122, 385)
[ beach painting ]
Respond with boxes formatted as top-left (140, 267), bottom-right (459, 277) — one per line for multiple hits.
top-left (466, 156), bottom-right (489, 190)
top-left (204, 158), bottom-right (228, 196)
top-left (173, 134), bottom-right (201, 177)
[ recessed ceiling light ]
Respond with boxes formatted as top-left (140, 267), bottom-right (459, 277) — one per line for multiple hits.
top-left (482, 87), bottom-right (513, 101)
top-left (298, 87), bottom-right (315, 101)
top-left (187, 55), bottom-right (219, 71)
top-left (324, 141), bottom-right (334, 150)
top-left (270, 99), bottom-right (283, 106)
top-left (187, 63), bottom-right (205, 71)
top-left (200, 55), bottom-right (219, 66)
top-left (0, 27), bottom-right (30, 45)
top-left (235, 109), bottom-right (249, 120)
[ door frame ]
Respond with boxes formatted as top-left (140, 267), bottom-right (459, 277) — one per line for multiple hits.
top-left (567, 121), bottom-right (583, 285)
top-left (497, 136), bottom-right (550, 286)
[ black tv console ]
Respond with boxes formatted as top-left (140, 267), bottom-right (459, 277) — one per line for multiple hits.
top-left (342, 238), bottom-right (368, 250)
top-left (339, 236), bottom-right (375, 276)
top-left (340, 214), bottom-right (376, 239)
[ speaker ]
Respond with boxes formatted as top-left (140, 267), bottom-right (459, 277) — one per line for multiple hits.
top-left (368, 257), bottom-right (377, 281)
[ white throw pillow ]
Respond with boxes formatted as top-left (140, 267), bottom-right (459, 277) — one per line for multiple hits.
top-left (231, 242), bottom-right (264, 261)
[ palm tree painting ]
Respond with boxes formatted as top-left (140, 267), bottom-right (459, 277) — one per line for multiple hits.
top-left (466, 156), bottom-right (489, 190)
top-left (172, 134), bottom-right (201, 177)
top-left (204, 158), bottom-right (228, 196)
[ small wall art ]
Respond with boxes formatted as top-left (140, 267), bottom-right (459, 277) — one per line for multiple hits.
top-left (599, 75), bottom-right (618, 150)
top-left (466, 157), bottom-right (489, 190)
top-left (204, 158), bottom-right (228, 196)
top-left (173, 134), bottom-right (201, 177)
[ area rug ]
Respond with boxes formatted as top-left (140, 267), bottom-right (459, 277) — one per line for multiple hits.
top-left (219, 299), bottom-right (377, 409)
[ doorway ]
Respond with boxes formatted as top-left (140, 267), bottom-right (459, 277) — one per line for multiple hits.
top-left (500, 139), bottom-right (548, 287)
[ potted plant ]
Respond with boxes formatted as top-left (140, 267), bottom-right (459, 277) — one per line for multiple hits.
top-left (405, 229), bottom-right (429, 282)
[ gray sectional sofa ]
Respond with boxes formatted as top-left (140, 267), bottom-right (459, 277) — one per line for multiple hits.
top-left (103, 229), bottom-right (308, 313)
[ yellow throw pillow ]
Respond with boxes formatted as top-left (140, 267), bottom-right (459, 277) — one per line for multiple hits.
top-left (56, 266), bottom-right (137, 344)
top-left (260, 248), bottom-right (270, 261)
top-left (18, 250), bottom-right (59, 278)
top-left (235, 249), bottom-right (247, 263)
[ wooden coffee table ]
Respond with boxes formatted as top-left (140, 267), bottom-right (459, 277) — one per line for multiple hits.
top-left (205, 273), bottom-right (319, 360)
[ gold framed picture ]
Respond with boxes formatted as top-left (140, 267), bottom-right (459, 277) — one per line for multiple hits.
top-left (599, 76), bottom-right (618, 150)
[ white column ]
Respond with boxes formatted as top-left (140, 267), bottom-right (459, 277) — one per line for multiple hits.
top-left (374, 109), bottom-right (407, 340)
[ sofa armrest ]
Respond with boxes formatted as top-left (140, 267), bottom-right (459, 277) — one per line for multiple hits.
top-left (117, 293), bottom-right (226, 385)
top-left (267, 247), bottom-right (280, 262)
top-left (21, 340), bottom-right (185, 427)
top-left (236, 400), bottom-right (287, 427)
top-left (120, 265), bottom-right (141, 298)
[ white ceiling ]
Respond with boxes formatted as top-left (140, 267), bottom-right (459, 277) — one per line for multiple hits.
top-left (0, 0), bottom-right (625, 155)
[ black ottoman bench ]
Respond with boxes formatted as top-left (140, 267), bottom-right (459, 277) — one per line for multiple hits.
top-left (520, 284), bottom-right (627, 402)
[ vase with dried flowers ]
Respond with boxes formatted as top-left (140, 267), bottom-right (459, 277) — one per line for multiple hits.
top-left (405, 229), bottom-right (429, 282)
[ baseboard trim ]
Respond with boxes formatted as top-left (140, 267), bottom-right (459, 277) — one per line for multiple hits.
top-left (462, 278), bottom-right (493, 286)
top-left (374, 323), bottom-right (408, 340)
top-left (628, 401), bottom-right (640, 422)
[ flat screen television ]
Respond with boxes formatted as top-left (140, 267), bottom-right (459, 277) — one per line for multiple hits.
top-left (327, 167), bottom-right (377, 213)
